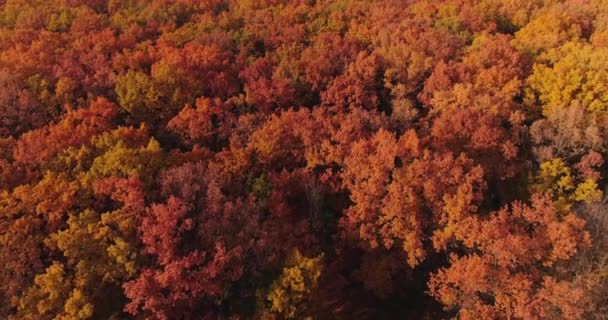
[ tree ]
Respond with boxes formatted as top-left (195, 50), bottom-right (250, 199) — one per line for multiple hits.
top-left (429, 194), bottom-right (592, 320)
top-left (0, 172), bottom-right (79, 315)
top-left (24, 208), bottom-right (139, 319)
top-left (299, 32), bottom-right (361, 92)
top-left (531, 157), bottom-right (603, 213)
top-left (258, 249), bottom-right (324, 320)
top-left (167, 97), bottom-right (236, 149)
top-left (420, 34), bottom-right (526, 179)
top-left (420, 33), bottom-right (524, 113)
top-left (340, 129), bottom-right (486, 267)
top-left (123, 194), bottom-right (247, 319)
top-left (1, 0), bottom-right (608, 319)
top-left (529, 103), bottom-right (608, 162)
top-left (12, 97), bottom-right (119, 170)
top-left (525, 42), bottom-right (608, 115)
top-left (14, 262), bottom-right (92, 320)
top-left (114, 70), bottom-right (161, 121)
top-left (321, 52), bottom-right (386, 112)
top-left (240, 56), bottom-right (296, 114)
top-left (0, 69), bottom-right (51, 137)
top-left (514, 5), bottom-right (591, 56)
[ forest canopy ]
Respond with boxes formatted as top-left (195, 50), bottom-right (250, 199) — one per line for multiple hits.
top-left (1, 0), bottom-right (608, 319)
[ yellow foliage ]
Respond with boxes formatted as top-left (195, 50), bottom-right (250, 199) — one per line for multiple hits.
top-left (47, 9), bottom-right (73, 33)
top-left (55, 77), bottom-right (76, 103)
top-left (50, 210), bottom-right (138, 282)
top-left (260, 250), bottom-right (324, 320)
top-left (115, 70), bottom-right (160, 117)
top-left (16, 263), bottom-right (72, 319)
top-left (514, 9), bottom-right (583, 56)
top-left (62, 289), bottom-right (94, 320)
top-left (434, 2), bottom-right (470, 41)
top-left (532, 158), bottom-right (603, 213)
top-left (15, 207), bottom-right (140, 320)
top-left (82, 137), bottom-right (163, 187)
top-left (16, 264), bottom-right (95, 320)
top-left (525, 42), bottom-right (608, 115)
top-left (574, 179), bottom-right (603, 203)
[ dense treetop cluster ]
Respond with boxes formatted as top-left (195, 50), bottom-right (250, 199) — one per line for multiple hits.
top-left (1, 0), bottom-right (608, 319)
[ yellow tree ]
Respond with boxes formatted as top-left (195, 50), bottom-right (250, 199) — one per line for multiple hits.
top-left (259, 249), bottom-right (324, 320)
top-left (525, 42), bottom-right (608, 115)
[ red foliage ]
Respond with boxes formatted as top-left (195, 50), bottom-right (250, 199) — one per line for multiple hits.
top-left (430, 195), bottom-right (592, 320)
top-left (0, 1), bottom-right (605, 319)
top-left (13, 97), bottom-right (119, 167)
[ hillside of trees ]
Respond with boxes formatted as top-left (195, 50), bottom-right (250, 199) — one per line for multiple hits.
top-left (1, 0), bottom-right (608, 319)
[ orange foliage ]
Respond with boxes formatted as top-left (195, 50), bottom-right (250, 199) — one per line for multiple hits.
top-left (0, 0), bottom-right (606, 319)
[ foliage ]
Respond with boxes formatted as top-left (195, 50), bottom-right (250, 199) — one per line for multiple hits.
top-left (0, 0), bottom-right (607, 319)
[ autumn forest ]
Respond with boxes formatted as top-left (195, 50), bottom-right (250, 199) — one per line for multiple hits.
top-left (1, 0), bottom-right (608, 319)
